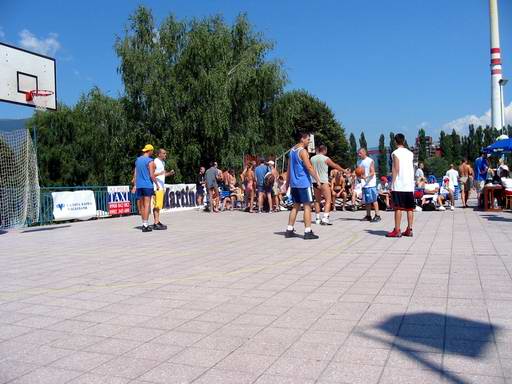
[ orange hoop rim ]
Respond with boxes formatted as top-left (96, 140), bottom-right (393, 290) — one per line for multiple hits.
top-left (26, 89), bottom-right (54, 102)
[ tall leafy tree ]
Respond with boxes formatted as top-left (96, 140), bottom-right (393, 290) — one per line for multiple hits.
top-left (378, 134), bottom-right (387, 177)
top-left (417, 128), bottom-right (427, 163)
top-left (388, 132), bottom-right (396, 172)
top-left (475, 126), bottom-right (484, 155)
top-left (451, 129), bottom-right (461, 164)
top-left (389, 132), bottom-right (396, 152)
top-left (349, 133), bottom-right (357, 168)
top-left (115, 7), bottom-right (287, 179)
top-left (439, 130), bottom-right (453, 164)
top-left (359, 132), bottom-right (367, 150)
top-left (269, 90), bottom-right (349, 166)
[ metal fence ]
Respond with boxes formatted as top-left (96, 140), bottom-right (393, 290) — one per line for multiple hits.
top-left (38, 186), bottom-right (138, 225)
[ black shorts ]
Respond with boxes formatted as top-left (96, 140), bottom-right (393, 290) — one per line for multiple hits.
top-left (290, 187), bottom-right (313, 204)
top-left (136, 188), bottom-right (154, 199)
top-left (391, 191), bottom-right (415, 211)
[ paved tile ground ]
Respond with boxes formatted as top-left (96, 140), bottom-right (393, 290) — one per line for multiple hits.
top-left (1, 202), bottom-right (512, 384)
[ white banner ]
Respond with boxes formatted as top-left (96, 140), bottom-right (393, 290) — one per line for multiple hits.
top-left (162, 183), bottom-right (197, 211)
top-left (52, 190), bottom-right (97, 221)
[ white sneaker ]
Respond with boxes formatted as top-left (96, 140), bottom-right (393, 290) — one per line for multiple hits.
top-left (450, 205), bottom-right (454, 211)
top-left (438, 206), bottom-right (446, 211)
top-left (415, 206), bottom-right (422, 212)
top-left (315, 218), bottom-right (321, 225)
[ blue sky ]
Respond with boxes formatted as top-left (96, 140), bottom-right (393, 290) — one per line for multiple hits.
top-left (1, 0), bottom-right (511, 146)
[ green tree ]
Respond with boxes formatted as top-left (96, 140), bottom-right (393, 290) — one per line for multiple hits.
top-left (269, 90), bottom-right (349, 166)
top-left (425, 156), bottom-right (450, 178)
top-left (28, 89), bottom-right (130, 186)
top-left (439, 130), bottom-right (453, 164)
top-left (417, 128), bottom-right (427, 163)
top-left (115, 7), bottom-right (287, 179)
top-left (451, 129), bottom-right (461, 164)
top-left (349, 133), bottom-right (357, 168)
top-left (378, 134), bottom-right (387, 177)
top-left (467, 124), bottom-right (478, 161)
top-left (388, 132), bottom-right (396, 172)
top-left (359, 132), bottom-right (367, 150)
top-left (475, 126), bottom-right (484, 154)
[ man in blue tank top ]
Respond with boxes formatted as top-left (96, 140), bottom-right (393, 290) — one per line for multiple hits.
top-left (284, 132), bottom-right (322, 240)
top-left (133, 144), bottom-right (159, 232)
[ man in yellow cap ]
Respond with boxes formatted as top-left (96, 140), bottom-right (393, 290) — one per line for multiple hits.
top-left (133, 144), bottom-right (159, 232)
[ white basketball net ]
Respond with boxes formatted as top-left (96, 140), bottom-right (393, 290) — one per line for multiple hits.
top-left (32, 94), bottom-right (50, 111)
top-left (0, 127), bottom-right (40, 228)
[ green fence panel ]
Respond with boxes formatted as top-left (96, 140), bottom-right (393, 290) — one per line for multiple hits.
top-left (37, 186), bottom-right (138, 225)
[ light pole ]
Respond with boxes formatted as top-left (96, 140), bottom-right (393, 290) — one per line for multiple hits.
top-left (499, 78), bottom-right (508, 133)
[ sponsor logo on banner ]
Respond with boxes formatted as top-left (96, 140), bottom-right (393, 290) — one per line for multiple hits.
top-left (163, 184), bottom-right (197, 211)
top-left (52, 190), bottom-right (97, 221)
top-left (107, 186), bottom-right (131, 215)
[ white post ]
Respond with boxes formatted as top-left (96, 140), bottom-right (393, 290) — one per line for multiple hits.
top-left (490, 0), bottom-right (504, 131)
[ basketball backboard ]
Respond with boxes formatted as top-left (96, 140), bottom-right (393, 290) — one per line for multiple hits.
top-left (0, 42), bottom-right (57, 110)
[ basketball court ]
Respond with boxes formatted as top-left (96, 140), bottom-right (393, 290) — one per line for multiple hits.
top-left (1, 208), bottom-right (512, 383)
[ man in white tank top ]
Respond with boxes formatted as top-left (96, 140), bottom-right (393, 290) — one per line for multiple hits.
top-left (387, 133), bottom-right (415, 238)
top-left (358, 148), bottom-right (381, 222)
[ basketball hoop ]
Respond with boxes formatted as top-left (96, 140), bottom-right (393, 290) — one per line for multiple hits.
top-left (26, 90), bottom-right (54, 111)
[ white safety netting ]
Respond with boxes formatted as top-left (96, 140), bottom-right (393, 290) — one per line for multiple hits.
top-left (0, 127), bottom-right (40, 229)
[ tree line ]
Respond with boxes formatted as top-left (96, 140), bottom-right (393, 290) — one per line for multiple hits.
top-left (26, 6), bottom-right (510, 186)
top-left (28, 7), bottom-right (349, 186)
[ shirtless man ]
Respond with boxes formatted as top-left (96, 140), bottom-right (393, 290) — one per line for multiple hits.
top-left (311, 145), bottom-right (345, 225)
top-left (331, 169), bottom-right (347, 211)
top-left (459, 159), bottom-right (474, 208)
top-left (241, 161), bottom-right (256, 212)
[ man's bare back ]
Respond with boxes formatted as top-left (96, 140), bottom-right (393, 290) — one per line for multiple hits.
top-left (459, 163), bottom-right (473, 177)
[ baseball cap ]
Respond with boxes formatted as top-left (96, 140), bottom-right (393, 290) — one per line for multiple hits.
top-left (142, 144), bottom-right (154, 152)
top-left (268, 160), bottom-right (275, 166)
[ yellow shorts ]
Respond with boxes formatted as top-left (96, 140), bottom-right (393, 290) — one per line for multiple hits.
top-left (153, 190), bottom-right (164, 210)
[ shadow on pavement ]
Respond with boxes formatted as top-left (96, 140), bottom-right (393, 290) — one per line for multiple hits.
top-left (358, 312), bottom-right (500, 384)
top-left (481, 214), bottom-right (512, 223)
top-left (273, 231), bottom-right (305, 239)
top-left (22, 225), bottom-right (71, 233)
top-left (364, 229), bottom-right (390, 237)
top-left (0, 230), bottom-right (7, 235)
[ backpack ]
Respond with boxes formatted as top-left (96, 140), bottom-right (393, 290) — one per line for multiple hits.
top-left (264, 167), bottom-right (275, 188)
top-left (421, 201), bottom-right (436, 211)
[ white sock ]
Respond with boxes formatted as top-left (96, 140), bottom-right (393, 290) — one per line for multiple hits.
top-left (305, 227), bottom-right (312, 233)
top-left (287, 225), bottom-right (294, 231)
top-left (143, 221), bottom-right (148, 227)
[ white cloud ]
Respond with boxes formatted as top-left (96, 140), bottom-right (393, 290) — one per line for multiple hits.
top-left (442, 102), bottom-right (512, 133)
top-left (18, 29), bottom-right (60, 56)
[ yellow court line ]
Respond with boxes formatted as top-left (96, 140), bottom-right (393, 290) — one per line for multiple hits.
top-left (0, 232), bottom-right (359, 300)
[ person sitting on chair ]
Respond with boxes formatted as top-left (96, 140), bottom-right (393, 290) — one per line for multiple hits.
top-left (377, 176), bottom-right (391, 210)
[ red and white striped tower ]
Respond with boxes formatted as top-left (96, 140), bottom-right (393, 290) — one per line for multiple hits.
top-left (489, 0), bottom-right (504, 130)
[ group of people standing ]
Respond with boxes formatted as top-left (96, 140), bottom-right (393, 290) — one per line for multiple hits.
top-left (284, 132), bottom-right (415, 239)
top-left (132, 133), bottom-right (418, 238)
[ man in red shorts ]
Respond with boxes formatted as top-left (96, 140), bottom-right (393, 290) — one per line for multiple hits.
top-left (387, 133), bottom-right (415, 237)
